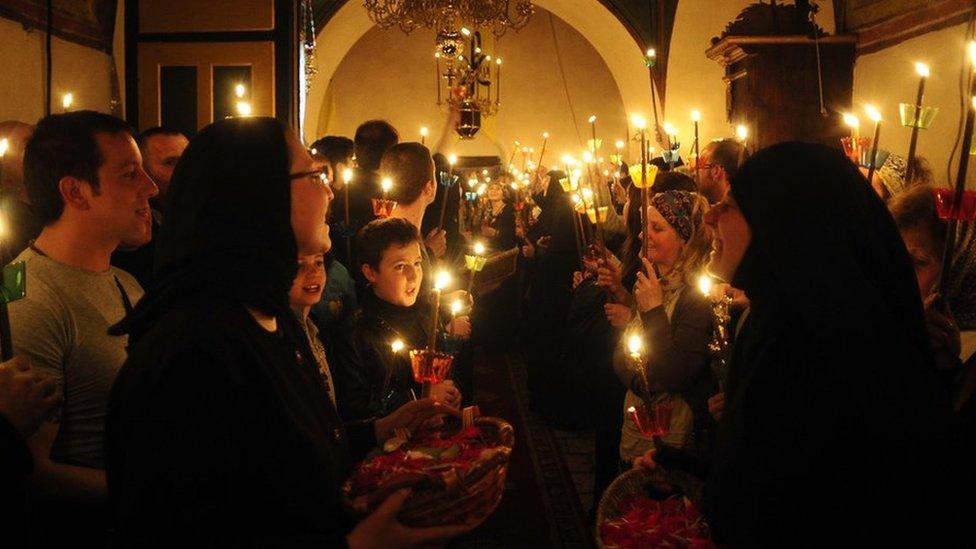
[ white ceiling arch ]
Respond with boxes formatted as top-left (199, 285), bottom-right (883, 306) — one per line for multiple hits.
top-left (303, 0), bottom-right (653, 140)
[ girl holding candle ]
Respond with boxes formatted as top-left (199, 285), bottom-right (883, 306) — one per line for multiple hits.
top-left (612, 191), bottom-right (715, 466)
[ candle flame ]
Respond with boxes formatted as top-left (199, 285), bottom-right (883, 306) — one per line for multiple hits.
top-left (451, 299), bottom-right (463, 315)
top-left (434, 270), bottom-right (451, 290)
top-left (448, 153), bottom-right (458, 165)
top-left (588, 115), bottom-right (597, 124)
top-left (697, 274), bottom-right (713, 297)
top-left (735, 124), bottom-right (748, 140)
top-left (235, 83), bottom-right (246, 98)
top-left (542, 131), bottom-right (550, 139)
top-left (496, 58), bottom-right (502, 65)
top-left (0, 138), bottom-right (8, 158)
top-left (461, 27), bottom-right (471, 36)
top-left (615, 140), bottom-right (625, 150)
top-left (865, 104), bottom-right (882, 123)
top-left (391, 339), bottom-right (405, 353)
top-left (485, 55), bottom-right (491, 62)
top-left (235, 101), bottom-right (252, 116)
top-left (342, 168), bottom-right (353, 183)
top-left (477, 183), bottom-right (487, 195)
top-left (646, 48), bottom-right (656, 59)
top-left (474, 242), bottom-right (486, 255)
top-left (509, 182), bottom-right (518, 190)
top-left (627, 334), bottom-right (643, 357)
top-left (630, 114), bottom-right (647, 130)
top-left (571, 194), bottom-right (580, 204)
top-left (663, 122), bottom-right (678, 136)
top-left (915, 62), bottom-right (930, 78)
top-left (627, 405), bottom-right (637, 413)
top-left (582, 187), bottom-right (594, 201)
top-left (582, 150), bottom-right (594, 163)
top-left (420, 126), bottom-right (429, 137)
top-left (842, 113), bottom-right (860, 129)
top-left (62, 93), bottom-right (73, 110)
top-left (969, 41), bottom-right (976, 68)
top-left (691, 110), bottom-right (701, 122)
top-left (381, 177), bottom-right (393, 193)
top-left (468, 178), bottom-right (477, 188)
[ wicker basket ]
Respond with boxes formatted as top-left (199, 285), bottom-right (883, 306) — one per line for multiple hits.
top-left (343, 415), bottom-right (514, 528)
top-left (596, 467), bottom-right (706, 549)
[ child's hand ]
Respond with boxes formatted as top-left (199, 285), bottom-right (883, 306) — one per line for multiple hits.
top-left (447, 316), bottom-right (471, 338)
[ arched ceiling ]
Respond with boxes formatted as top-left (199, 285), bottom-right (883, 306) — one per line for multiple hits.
top-left (303, 0), bottom-right (678, 139)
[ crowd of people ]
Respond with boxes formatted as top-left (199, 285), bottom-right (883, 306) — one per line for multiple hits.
top-left (0, 105), bottom-right (973, 547)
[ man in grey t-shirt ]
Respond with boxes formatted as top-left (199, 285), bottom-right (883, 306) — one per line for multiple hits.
top-left (9, 112), bottom-right (156, 518)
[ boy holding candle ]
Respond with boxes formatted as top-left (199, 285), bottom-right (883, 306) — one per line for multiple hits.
top-left (332, 218), bottom-right (468, 422)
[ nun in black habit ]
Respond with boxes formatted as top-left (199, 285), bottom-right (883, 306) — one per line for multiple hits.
top-left (105, 117), bottom-right (464, 546)
top-left (702, 142), bottom-right (953, 545)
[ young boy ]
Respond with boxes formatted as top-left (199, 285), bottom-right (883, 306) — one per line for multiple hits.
top-left (332, 217), bottom-right (469, 421)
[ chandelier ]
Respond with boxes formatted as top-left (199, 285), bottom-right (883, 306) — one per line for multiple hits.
top-left (363, 0), bottom-right (534, 37)
top-left (364, 0), bottom-right (535, 139)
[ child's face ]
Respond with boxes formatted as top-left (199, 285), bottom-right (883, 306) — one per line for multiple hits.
top-left (364, 241), bottom-right (423, 307)
top-left (288, 253), bottom-right (326, 308)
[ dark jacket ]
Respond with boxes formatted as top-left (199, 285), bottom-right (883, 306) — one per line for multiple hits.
top-left (0, 414), bottom-right (31, 546)
top-left (615, 287), bottom-right (717, 453)
top-left (107, 304), bottom-right (373, 546)
top-left (333, 289), bottom-right (433, 421)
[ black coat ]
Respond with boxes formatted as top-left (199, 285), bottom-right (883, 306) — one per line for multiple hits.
top-left (106, 303), bottom-right (374, 545)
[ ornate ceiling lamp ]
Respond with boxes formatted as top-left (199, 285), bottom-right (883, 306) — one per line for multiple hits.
top-left (363, 0), bottom-right (535, 138)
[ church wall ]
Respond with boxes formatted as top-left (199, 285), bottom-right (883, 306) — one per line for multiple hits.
top-left (0, 13), bottom-right (118, 124)
top-left (853, 21), bottom-right (972, 186)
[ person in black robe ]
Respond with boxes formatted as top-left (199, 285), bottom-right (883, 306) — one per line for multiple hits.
top-left (105, 117), bottom-right (466, 547)
top-left (701, 142), bottom-right (954, 544)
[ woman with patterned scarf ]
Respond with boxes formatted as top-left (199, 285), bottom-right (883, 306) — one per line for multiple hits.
top-left (613, 190), bottom-right (717, 464)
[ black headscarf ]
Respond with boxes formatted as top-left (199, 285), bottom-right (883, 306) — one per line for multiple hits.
top-left (112, 117), bottom-right (297, 343)
top-left (706, 142), bottom-right (952, 543)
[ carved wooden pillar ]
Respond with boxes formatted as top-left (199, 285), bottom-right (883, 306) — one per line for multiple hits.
top-left (706, 35), bottom-right (856, 150)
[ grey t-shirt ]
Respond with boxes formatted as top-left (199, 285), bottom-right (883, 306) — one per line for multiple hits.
top-left (8, 248), bottom-right (143, 468)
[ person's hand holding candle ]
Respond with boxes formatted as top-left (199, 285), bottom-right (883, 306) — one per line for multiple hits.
top-left (446, 316), bottom-right (471, 339)
top-left (634, 258), bottom-right (664, 312)
top-left (429, 380), bottom-right (462, 409)
top-left (603, 303), bottom-right (634, 327)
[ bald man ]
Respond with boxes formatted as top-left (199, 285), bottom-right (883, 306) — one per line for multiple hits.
top-left (0, 121), bottom-right (43, 265)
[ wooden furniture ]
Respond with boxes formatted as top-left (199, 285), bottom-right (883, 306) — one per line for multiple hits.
top-left (706, 35), bottom-right (856, 150)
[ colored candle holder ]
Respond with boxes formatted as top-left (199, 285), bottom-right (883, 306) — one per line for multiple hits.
top-left (371, 198), bottom-right (398, 218)
top-left (464, 254), bottom-right (487, 272)
top-left (464, 191), bottom-right (479, 202)
top-left (898, 103), bottom-right (939, 130)
top-left (627, 163), bottom-right (659, 189)
top-left (586, 206), bottom-right (609, 225)
top-left (609, 154), bottom-right (622, 165)
top-left (408, 349), bottom-right (455, 384)
top-left (439, 172), bottom-right (460, 187)
top-left (932, 188), bottom-right (976, 221)
top-left (514, 200), bottom-right (525, 212)
top-left (559, 177), bottom-right (579, 192)
top-left (628, 402), bottom-right (673, 437)
top-left (858, 147), bottom-right (889, 170)
top-left (661, 149), bottom-right (681, 166)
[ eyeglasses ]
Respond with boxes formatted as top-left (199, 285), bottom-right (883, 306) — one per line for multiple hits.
top-left (289, 168), bottom-right (330, 188)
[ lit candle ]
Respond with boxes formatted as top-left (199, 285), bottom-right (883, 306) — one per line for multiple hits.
top-left (735, 124), bottom-right (749, 167)
top-left (631, 114), bottom-right (650, 262)
top-left (697, 274), bottom-right (713, 298)
top-left (905, 62), bottom-right (930, 183)
top-left (429, 270), bottom-right (452, 350)
top-left (538, 132), bottom-right (550, 166)
top-left (448, 153), bottom-right (457, 181)
top-left (381, 177), bottom-right (392, 199)
top-left (62, 93), bottom-right (73, 112)
top-left (236, 101), bottom-right (252, 117)
top-left (435, 53), bottom-right (442, 105)
top-left (451, 299), bottom-right (463, 319)
top-left (588, 115), bottom-right (599, 153)
top-left (691, 110), bottom-right (701, 178)
top-left (663, 122), bottom-right (678, 170)
top-left (843, 113), bottom-right (860, 141)
top-left (235, 83), bottom-right (246, 98)
top-left (626, 332), bottom-right (651, 399)
top-left (420, 126), bottom-right (429, 146)
top-left (391, 339), bottom-right (405, 353)
top-left (864, 104), bottom-right (882, 185)
top-left (342, 168), bottom-right (353, 225)
top-left (495, 58), bottom-right (502, 105)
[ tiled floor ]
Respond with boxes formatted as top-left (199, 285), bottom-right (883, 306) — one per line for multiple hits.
top-left (550, 426), bottom-right (596, 514)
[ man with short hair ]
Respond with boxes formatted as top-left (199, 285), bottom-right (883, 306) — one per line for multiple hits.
top-left (380, 142), bottom-right (447, 262)
top-left (335, 120), bottom-right (399, 273)
top-left (0, 121), bottom-right (43, 265)
top-left (697, 139), bottom-right (743, 204)
top-left (110, 126), bottom-right (187, 286)
top-left (11, 111), bottom-right (156, 542)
